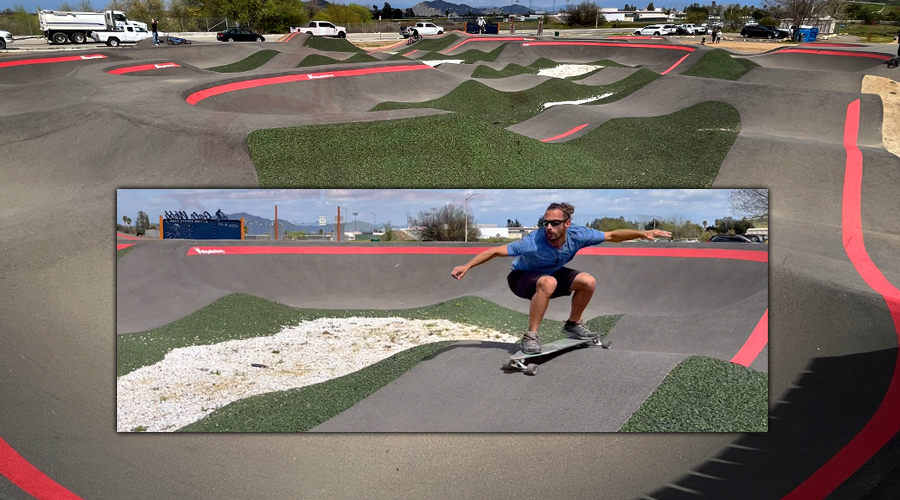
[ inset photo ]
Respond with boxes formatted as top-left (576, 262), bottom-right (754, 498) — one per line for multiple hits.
top-left (117, 188), bottom-right (768, 433)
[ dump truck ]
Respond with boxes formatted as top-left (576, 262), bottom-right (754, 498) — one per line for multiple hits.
top-left (38, 9), bottom-right (147, 45)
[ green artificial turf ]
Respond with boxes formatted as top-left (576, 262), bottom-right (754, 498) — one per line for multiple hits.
top-left (620, 356), bottom-right (768, 432)
top-left (681, 48), bottom-right (760, 80)
top-left (422, 44), bottom-right (506, 63)
top-left (296, 53), bottom-right (341, 67)
top-left (249, 99), bottom-right (738, 188)
top-left (117, 294), bottom-right (620, 377)
top-left (116, 246), bottom-right (136, 260)
top-left (303, 36), bottom-right (365, 53)
top-left (372, 69), bottom-right (659, 127)
top-left (207, 49), bottom-right (280, 72)
top-left (403, 33), bottom-right (460, 52)
top-left (470, 58), bottom-right (559, 78)
top-left (343, 52), bottom-right (380, 63)
top-left (176, 341), bottom-right (454, 432)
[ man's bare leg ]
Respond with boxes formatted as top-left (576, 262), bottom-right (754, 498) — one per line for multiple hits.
top-left (568, 273), bottom-right (596, 323)
top-left (528, 276), bottom-right (557, 332)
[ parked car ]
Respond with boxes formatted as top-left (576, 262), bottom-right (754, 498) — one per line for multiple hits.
top-left (741, 24), bottom-right (779, 39)
top-left (743, 234), bottom-right (766, 243)
top-left (633, 25), bottom-right (666, 36)
top-left (0, 29), bottom-right (12, 50)
top-left (216, 27), bottom-right (265, 42)
top-left (762, 25), bottom-right (791, 39)
top-left (707, 235), bottom-right (754, 243)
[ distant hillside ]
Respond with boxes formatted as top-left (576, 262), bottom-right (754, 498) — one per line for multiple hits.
top-left (226, 212), bottom-right (377, 235)
top-left (411, 2), bottom-right (551, 16)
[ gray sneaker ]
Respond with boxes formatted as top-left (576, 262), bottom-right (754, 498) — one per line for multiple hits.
top-left (521, 332), bottom-right (541, 354)
top-left (563, 320), bottom-right (598, 340)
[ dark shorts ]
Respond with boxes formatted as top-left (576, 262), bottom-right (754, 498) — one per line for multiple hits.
top-left (507, 267), bottom-right (582, 300)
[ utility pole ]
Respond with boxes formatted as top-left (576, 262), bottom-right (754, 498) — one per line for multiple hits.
top-left (465, 193), bottom-right (482, 243)
top-left (372, 212), bottom-right (377, 233)
top-left (353, 212), bottom-right (358, 233)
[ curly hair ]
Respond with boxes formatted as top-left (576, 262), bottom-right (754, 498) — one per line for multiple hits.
top-left (546, 202), bottom-right (574, 220)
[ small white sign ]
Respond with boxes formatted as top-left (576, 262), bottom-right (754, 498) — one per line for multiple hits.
top-left (319, 216), bottom-right (326, 226)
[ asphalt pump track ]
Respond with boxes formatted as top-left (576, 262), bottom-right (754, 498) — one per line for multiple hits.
top-left (2, 32), bottom-right (900, 499)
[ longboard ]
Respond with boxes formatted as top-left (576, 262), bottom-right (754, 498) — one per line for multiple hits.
top-left (503, 337), bottom-right (611, 376)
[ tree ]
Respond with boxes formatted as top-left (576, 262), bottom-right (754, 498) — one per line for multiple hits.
top-left (774, 0), bottom-right (824, 30)
top-left (729, 189), bottom-right (768, 220)
top-left (59, 2), bottom-right (73, 10)
top-left (136, 211), bottom-right (151, 236)
top-left (565, 1), bottom-right (605, 27)
top-left (77, 0), bottom-right (94, 10)
top-left (122, 215), bottom-right (131, 226)
top-left (411, 204), bottom-right (480, 241)
top-left (647, 2), bottom-right (655, 10)
top-left (382, 1), bottom-right (392, 18)
top-left (507, 218), bottom-right (522, 227)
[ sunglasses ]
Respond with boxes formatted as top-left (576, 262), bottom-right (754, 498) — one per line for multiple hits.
top-left (542, 219), bottom-right (567, 227)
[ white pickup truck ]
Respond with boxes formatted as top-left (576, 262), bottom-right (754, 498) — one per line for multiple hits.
top-left (293, 21), bottom-right (347, 38)
top-left (0, 29), bottom-right (12, 50)
top-left (400, 22), bottom-right (444, 38)
top-left (91, 25), bottom-right (150, 47)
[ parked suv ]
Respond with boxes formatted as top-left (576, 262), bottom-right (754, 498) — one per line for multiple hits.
top-left (707, 235), bottom-right (754, 243)
top-left (633, 25), bottom-right (666, 36)
top-left (741, 24), bottom-right (779, 39)
top-left (0, 29), bottom-right (13, 50)
top-left (762, 25), bottom-right (791, 39)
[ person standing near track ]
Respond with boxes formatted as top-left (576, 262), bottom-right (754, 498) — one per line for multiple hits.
top-left (152, 18), bottom-right (159, 45)
top-left (450, 202), bottom-right (672, 354)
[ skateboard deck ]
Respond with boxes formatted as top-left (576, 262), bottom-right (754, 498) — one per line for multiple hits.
top-left (503, 337), bottom-right (611, 376)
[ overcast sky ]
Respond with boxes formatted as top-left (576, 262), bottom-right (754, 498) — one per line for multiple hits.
top-left (5, 2), bottom-right (695, 15)
top-left (117, 189), bottom-right (745, 228)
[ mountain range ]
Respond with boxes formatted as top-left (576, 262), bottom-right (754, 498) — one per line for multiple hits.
top-left (227, 212), bottom-right (379, 235)
top-left (306, 1), bottom-right (554, 16)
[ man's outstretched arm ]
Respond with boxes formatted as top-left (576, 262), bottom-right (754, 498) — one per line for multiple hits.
top-left (451, 245), bottom-right (509, 280)
top-left (604, 229), bottom-right (672, 243)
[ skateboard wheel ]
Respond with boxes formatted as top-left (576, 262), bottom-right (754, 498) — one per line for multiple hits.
top-left (502, 360), bottom-right (513, 371)
top-left (592, 337), bottom-right (600, 344)
top-left (525, 364), bottom-right (538, 376)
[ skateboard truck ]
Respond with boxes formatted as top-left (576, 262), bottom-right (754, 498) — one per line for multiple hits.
top-left (503, 337), bottom-right (611, 376)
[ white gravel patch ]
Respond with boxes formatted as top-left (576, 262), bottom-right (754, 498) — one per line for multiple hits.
top-left (419, 59), bottom-right (464, 66)
top-left (537, 64), bottom-right (602, 78)
top-left (117, 317), bottom-right (519, 432)
top-left (542, 92), bottom-right (615, 110)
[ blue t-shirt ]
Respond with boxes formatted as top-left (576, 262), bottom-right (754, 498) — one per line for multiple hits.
top-left (506, 225), bottom-right (605, 274)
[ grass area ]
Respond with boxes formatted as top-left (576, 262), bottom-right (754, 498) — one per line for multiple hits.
top-left (117, 294), bottom-right (620, 377)
top-left (116, 246), bottom-right (136, 260)
top-left (836, 23), bottom-right (900, 42)
top-left (207, 50), bottom-right (279, 73)
top-left (304, 36), bottom-right (365, 53)
top-left (249, 100), bottom-right (738, 188)
top-left (681, 48), bottom-right (760, 80)
top-left (371, 69), bottom-right (659, 127)
top-left (620, 356), bottom-right (768, 432)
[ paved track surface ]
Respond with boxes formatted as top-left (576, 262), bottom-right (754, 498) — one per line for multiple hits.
top-left (3, 32), bottom-right (900, 500)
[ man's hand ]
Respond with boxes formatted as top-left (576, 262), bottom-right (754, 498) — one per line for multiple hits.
top-left (644, 229), bottom-right (672, 240)
top-left (451, 266), bottom-right (468, 280)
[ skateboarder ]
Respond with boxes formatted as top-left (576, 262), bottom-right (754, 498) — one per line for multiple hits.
top-left (151, 18), bottom-right (159, 45)
top-left (450, 202), bottom-right (671, 354)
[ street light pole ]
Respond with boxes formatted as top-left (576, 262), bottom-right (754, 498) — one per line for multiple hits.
top-left (353, 212), bottom-right (358, 233)
top-left (372, 212), bottom-right (377, 233)
top-left (464, 193), bottom-right (482, 243)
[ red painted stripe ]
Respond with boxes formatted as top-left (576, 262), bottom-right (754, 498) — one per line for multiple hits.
top-left (521, 41), bottom-right (694, 52)
top-left (606, 36), bottom-right (664, 40)
top-left (541, 123), bottom-right (589, 142)
top-left (108, 62), bottom-right (180, 75)
top-left (404, 49), bottom-right (419, 57)
top-left (116, 232), bottom-right (140, 240)
top-left (660, 52), bottom-right (692, 75)
top-left (117, 244), bottom-right (135, 250)
top-left (782, 100), bottom-right (900, 499)
top-left (801, 43), bottom-right (864, 48)
top-left (186, 245), bottom-right (767, 261)
top-left (185, 64), bottom-right (432, 105)
top-left (283, 32), bottom-right (299, 43)
top-left (0, 437), bottom-right (83, 500)
top-left (0, 54), bottom-right (107, 69)
top-left (730, 309), bottom-right (768, 366)
top-left (778, 48), bottom-right (891, 60)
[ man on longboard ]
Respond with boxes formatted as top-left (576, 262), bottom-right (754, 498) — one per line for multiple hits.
top-left (451, 202), bottom-right (671, 354)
